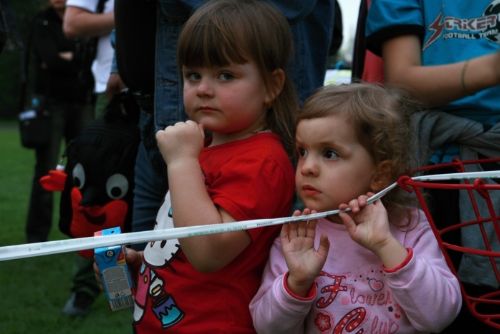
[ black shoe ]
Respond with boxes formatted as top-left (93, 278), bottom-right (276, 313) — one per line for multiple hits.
top-left (61, 292), bottom-right (94, 316)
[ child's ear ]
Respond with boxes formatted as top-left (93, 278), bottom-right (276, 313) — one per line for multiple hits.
top-left (370, 160), bottom-right (393, 192)
top-left (264, 69), bottom-right (285, 107)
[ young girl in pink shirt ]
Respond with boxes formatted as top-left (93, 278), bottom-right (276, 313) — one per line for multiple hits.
top-left (250, 83), bottom-right (462, 334)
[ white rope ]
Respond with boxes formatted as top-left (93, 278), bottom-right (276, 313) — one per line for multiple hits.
top-left (1, 170), bottom-right (499, 261)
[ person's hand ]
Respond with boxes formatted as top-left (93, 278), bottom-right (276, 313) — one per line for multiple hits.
top-left (58, 51), bottom-right (74, 61)
top-left (339, 194), bottom-right (409, 268)
top-left (124, 247), bottom-right (144, 280)
top-left (338, 193), bottom-right (393, 253)
top-left (282, 208), bottom-right (329, 297)
top-left (93, 247), bottom-right (143, 289)
top-left (105, 73), bottom-right (126, 100)
top-left (155, 120), bottom-right (205, 166)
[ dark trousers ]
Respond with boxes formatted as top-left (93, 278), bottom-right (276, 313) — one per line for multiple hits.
top-left (69, 255), bottom-right (100, 298)
top-left (25, 99), bottom-right (91, 242)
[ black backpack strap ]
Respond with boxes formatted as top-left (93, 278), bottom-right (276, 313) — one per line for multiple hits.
top-left (96, 0), bottom-right (108, 13)
top-left (18, 13), bottom-right (35, 112)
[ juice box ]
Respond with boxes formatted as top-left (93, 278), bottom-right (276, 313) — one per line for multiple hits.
top-left (94, 227), bottom-right (134, 311)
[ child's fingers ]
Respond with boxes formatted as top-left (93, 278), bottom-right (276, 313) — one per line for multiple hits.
top-left (339, 203), bottom-right (349, 211)
top-left (297, 208), bottom-right (313, 236)
top-left (357, 195), bottom-right (368, 206)
top-left (339, 210), bottom-right (356, 234)
top-left (125, 248), bottom-right (143, 279)
top-left (348, 198), bottom-right (360, 212)
top-left (305, 219), bottom-right (315, 238)
top-left (197, 122), bottom-right (205, 138)
top-left (305, 210), bottom-right (318, 238)
top-left (155, 129), bottom-right (165, 142)
top-left (295, 221), bottom-right (308, 238)
top-left (357, 193), bottom-right (374, 207)
top-left (297, 220), bottom-right (307, 237)
top-left (318, 234), bottom-right (330, 257)
top-left (280, 222), bottom-right (290, 241)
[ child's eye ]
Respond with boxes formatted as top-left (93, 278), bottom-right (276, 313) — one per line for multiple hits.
top-left (218, 71), bottom-right (234, 81)
top-left (323, 149), bottom-right (339, 160)
top-left (184, 71), bottom-right (201, 81)
top-left (296, 147), bottom-right (307, 158)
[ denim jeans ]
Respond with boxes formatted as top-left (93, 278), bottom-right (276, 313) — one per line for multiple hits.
top-left (131, 111), bottom-right (168, 250)
top-left (130, 0), bottom-right (196, 246)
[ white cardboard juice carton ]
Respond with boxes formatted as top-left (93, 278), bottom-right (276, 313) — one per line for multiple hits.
top-left (94, 227), bottom-right (134, 311)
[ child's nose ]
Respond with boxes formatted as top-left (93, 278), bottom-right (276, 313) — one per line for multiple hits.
top-left (196, 77), bottom-right (214, 96)
top-left (300, 156), bottom-right (319, 176)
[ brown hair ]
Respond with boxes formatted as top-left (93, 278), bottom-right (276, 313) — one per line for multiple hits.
top-left (177, 0), bottom-right (299, 155)
top-left (298, 83), bottom-right (418, 215)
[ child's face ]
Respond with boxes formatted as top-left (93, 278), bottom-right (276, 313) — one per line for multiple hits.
top-left (182, 61), bottom-right (271, 144)
top-left (295, 113), bottom-right (377, 212)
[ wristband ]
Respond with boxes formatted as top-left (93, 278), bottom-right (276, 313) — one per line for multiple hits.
top-left (283, 272), bottom-right (316, 301)
top-left (383, 248), bottom-right (413, 273)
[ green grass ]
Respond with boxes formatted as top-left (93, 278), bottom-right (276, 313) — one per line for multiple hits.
top-left (0, 120), bottom-right (131, 334)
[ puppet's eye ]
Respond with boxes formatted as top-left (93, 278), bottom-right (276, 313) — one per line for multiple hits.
top-left (106, 174), bottom-right (129, 199)
top-left (72, 163), bottom-right (85, 189)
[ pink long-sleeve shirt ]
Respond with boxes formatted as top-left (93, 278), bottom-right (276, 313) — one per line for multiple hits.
top-left (250, 209), bottom-right (462, 334)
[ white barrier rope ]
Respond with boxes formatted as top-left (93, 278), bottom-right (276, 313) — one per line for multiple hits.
top-left (1, 170), bottom-right (499, 261)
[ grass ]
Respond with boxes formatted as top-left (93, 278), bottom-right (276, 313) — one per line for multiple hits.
top-left (0, 120), bottom-right (131, 334)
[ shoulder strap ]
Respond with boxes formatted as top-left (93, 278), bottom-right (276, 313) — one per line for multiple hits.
top-left (18, 14), bottom-right (35, 112)
top-left (96, 0), bottom-right (108, 13)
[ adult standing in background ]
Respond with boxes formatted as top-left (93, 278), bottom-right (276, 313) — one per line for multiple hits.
top-left (126, 0), bottom-right (335, 246)
top-left (64, 0), bottom-right (114, 118)
top-left (25, 0), bottom-right (93, 244)
top-left (0, 0), bottom-right (18, 54)
top-left (366, 1), bottom-right (500, 332)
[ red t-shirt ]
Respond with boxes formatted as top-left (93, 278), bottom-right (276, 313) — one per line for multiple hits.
top-left (133, 132), bottom-right (295, 333)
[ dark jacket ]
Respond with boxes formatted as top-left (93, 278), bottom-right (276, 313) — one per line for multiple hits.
top-left (32, 6), bottom-right (92, 102)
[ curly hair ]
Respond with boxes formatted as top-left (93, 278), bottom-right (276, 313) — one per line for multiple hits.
top-left (298, 83), bottom-right (419, 216)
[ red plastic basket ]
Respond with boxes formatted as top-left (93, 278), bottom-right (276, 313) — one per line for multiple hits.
top-left (399, 158), bottom-right (500, 329)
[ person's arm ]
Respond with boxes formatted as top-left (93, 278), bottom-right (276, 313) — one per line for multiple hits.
top-left (63, 5), bottom-right (114, 38)
top-left (382, 34), bottom-right (500, 107)
top-left (156, 121), bottom-right (251, 272)
top-left (106, 50), bottom-right (126, 98)
top-left (32, 17), bottom-right (75, 73)
top-left (383, 211), bottom-right (462, 332)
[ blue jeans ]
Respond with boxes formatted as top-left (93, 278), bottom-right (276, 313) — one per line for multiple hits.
top-left (131, 111), bottom-right (168, 250)
top-left (130, 1), bottom-right (194, 247)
